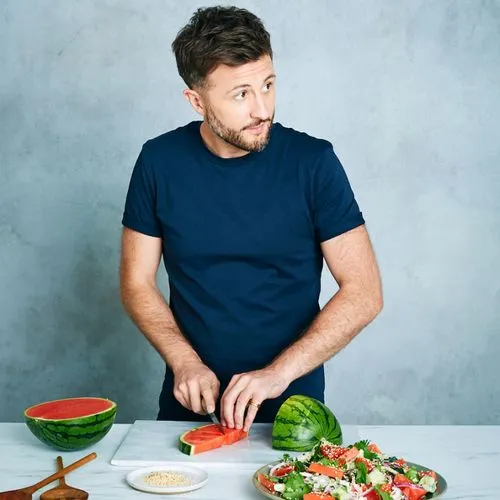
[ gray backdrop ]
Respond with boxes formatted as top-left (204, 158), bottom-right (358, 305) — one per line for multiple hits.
top-left (1, 0), bottom-right (499, 425)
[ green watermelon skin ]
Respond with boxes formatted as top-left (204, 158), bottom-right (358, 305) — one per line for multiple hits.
top-left (178, 431), bottom-right (195, 456)
top-left (272, 395), bottom-right (342, 451)
top-left (25, 399), bottom-right (117, 451)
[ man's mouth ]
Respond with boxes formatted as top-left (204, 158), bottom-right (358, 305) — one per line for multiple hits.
top-left (244, 122), bottom-right (268, 134)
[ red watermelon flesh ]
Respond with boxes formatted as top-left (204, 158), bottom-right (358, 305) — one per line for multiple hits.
top-left (179, 423), bottom-right (247, 455)
top-left (25, 397), bottom-right (113, 419)
top-left (223, 427), bottom-right (249, 445)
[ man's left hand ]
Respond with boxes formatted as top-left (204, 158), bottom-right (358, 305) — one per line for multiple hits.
top-left (220, 368), bottom-right (290, 432)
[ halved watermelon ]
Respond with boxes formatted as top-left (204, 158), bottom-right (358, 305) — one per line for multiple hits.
top-left (24, 397), bottom-right (117, 451)
top-left (179, 423), bottom-right (247, 455)
top-left (272, 395), bottom-right (342, 451)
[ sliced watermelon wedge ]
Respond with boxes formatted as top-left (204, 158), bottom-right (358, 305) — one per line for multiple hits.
top-left (179, 423), bottom-right (247, 455)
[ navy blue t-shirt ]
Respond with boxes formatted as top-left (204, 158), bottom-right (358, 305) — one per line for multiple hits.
top-left (122, 121), bottom-right (364, 421)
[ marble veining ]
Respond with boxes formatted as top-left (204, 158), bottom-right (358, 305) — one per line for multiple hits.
top-left (0, 423), bottom-right (498, 499)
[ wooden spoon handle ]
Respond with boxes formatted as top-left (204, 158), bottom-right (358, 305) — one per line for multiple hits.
top-left (56, 456), bottom-right (66, 486)
top-left (25, 452), bottom-right (96, 494)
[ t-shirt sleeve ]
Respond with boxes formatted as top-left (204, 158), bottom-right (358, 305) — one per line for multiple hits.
top-left (121, 147), bottom-right (163, 238)
top-left (312, 145), bottom-right (365, 242)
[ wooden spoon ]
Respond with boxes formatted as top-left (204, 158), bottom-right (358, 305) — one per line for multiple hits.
top-left (0, 453), bottom-right (96, 500)
top-left (40, 456), bottom-right (89, 500)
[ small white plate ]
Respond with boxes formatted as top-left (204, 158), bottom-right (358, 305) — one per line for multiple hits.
top-left (126, 464), bottom-right (209, 494)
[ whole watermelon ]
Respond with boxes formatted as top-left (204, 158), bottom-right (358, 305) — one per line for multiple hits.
top-left (272, 395), bottom-right (342, 451)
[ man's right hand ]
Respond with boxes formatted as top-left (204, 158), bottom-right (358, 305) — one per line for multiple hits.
top-left (173, 361), bottom-right (220, 414)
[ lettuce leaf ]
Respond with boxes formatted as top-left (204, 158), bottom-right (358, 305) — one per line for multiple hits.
top-left (282, 471), bottom-right (311, 500)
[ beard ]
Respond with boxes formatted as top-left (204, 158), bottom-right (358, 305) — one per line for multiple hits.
top-left (204, 104), bottom-right (274, 153)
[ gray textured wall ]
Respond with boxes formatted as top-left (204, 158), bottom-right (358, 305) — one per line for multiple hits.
top-left (1, 0), bottom-right (499, 425)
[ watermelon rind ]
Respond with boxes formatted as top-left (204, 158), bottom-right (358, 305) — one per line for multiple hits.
top-left (272, 394), bottom-right (342, 451)
top-left (178, 428), bottom-right (196, 456)
top-left (24, 397), bottom-right (117, 451)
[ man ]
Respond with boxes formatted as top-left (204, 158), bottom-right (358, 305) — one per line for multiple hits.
top-left (120, 6), bottom-right (382, 433)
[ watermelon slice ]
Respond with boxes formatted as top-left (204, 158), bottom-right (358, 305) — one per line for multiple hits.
top-left (24, 397), bottom-right (117, 451)
top-left (272, 395), bottom-right (342, 451)
top-left (179, 423), bottom-right (247, 455)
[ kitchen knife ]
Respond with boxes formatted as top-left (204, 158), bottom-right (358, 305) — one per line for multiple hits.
top-left (207, 411), bottom-right (220, 426)
top-left (203, 402), bottom-right (225, 431)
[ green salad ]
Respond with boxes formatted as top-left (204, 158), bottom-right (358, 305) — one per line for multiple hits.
top-left (257, 439), bottom-right (439, 500)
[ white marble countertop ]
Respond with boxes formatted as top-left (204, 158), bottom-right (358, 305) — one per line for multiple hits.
top-left (0, 422), bottom-right (498, 499)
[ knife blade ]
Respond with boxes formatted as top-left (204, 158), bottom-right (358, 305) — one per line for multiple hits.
top-left (203, 401), bottom-right (224, 430)
top-left (207, 411), bottom-right (220, 426)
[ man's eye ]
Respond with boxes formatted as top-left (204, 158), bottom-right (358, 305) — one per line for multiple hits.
top-left (264, 82), bottom-right (273, 91)
top-left (235, 90), bottom-right (247, 100)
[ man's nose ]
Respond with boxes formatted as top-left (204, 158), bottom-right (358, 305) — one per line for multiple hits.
top-left (251, 94), bottom-right (271, 122)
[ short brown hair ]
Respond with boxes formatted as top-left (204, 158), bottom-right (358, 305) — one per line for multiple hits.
top-left (172, 6), bottom-right (273, 89)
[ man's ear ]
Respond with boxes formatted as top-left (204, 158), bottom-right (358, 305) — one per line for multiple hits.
top-left (183, 88), bottom-right (205, 116)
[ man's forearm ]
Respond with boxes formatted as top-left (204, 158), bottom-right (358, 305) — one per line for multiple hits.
top-left (121, 283), bottom-right (201, 372)
top-left (268, 284), bottom-right (382, 383)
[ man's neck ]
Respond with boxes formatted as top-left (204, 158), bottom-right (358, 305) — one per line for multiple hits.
top-left (199, 121), bottom-right (250, 159)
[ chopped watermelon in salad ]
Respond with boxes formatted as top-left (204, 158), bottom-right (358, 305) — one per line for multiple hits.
top-left (257, 439), bottom-right (439, 500)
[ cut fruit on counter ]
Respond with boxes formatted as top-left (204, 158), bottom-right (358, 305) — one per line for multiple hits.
top-left (178, 423), bottom-right (247, 455)
top-left (272, 395), bottom-right (343, 451)
top-left (24, 396), bottom-right (117, 451)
